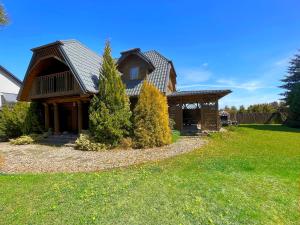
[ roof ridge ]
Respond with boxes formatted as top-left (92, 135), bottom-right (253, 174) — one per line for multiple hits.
top-left (144, 50), bottom-right (171, 62)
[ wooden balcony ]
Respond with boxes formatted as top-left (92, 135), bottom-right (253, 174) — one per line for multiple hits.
top-left (31, 71), bottom-right (80, 98)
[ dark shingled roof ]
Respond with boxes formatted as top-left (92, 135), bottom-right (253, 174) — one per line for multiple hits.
top-left (24, 40), bottom-right (231, 100)
top-left (167, 90), bottom-right (232, 97)
top-left (57, 40), bottom-right (171, 96)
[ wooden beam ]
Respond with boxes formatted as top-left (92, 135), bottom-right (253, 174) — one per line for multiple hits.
top-left (43, 103), bottom-right (49, 131)
top-left (53, 103), bottom-right (60, 134)
top-left (77, 101), bottom-right (82, 133)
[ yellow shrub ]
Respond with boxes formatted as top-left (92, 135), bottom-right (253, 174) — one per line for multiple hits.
top-left (133, 81), bottom-right (171, 148)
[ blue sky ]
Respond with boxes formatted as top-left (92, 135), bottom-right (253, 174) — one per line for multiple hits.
top-left (1, 0), bottom-right (300, 107)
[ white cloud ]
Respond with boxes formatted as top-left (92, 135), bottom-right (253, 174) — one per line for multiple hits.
top-left (178, 64), bottom-right (212, 83)
top-left (178, 80), bottom-right (276, 91)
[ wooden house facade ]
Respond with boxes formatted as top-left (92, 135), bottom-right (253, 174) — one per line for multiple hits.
top-left (18, 40), bottom-right (231, 134)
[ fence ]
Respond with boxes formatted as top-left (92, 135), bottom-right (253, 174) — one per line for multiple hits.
top-left (232, 113), bottom-right (273, 124)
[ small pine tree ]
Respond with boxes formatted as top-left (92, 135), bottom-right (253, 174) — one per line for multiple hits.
top-left (133, 81), bottom-right (171, 148)
top-left (89, 41), bottom-right (132, 146)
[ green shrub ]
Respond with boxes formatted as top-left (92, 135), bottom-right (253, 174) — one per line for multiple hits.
top-left (9, 134), bottom-right (43, 145)
top-left (9, 135), bottom-right (34, 145)
top-left (0, 102), bottom-right (43, 139)
top-left (89, 41), bottom-right (132, 146)
top-left (133, 81), bottom-right (171, 148)
top-left (75, 133), bottom-right (106, 151)
top-left (171, 130), bottom-right (181, 143)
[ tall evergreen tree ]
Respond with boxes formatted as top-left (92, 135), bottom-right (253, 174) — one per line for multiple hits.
top-left (89, 41), bottom-right (132, 146)
top-left (286, 83), bottom-right (300, 127)
top-left (280, 50), bottom-right (300, 103)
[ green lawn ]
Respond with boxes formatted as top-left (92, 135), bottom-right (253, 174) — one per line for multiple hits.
top-left (1, 125), bottom-right (299, 224)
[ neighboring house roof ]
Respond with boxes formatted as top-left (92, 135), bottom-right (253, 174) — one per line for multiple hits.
top-left (0, 65), bottom-right (22, 87)
top-left (1, 93), bottom-right (18, 104)
top-left (33, 40), bottom-right (173, 96)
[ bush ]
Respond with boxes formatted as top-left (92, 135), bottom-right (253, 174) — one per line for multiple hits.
top-left (89, 41), bottom-right (132, 146)
top-left (133, 81), bottom-right (171, 148)
top-left (0, 102), bottom-right (43, 139)
top-left (119, 137), bottom-right (133, 149)
top-left (75, 133), bottom-right (106, 151)
top-left (171, 130), bottom-right (181, 143)
top-left (10, 135), bottom-right (34, 145)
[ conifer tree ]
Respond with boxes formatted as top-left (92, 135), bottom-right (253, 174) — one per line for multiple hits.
top-left (281, 50), bottom-right (300, 127)
top-left (89, 41), bottom-right (132, 146)
top-left (280, 50), bottom-right (300, 102)
top-left (286, 83), bottom-right (300, 127)
top-left (133, 81), bottom-right (171, 148)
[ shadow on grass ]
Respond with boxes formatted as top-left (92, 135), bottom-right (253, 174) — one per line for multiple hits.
top-left (240, 124), bottom-right (300, 133)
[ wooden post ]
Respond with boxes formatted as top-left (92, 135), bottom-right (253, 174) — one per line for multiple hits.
top-left (53, 103), bottom-right (60, 134)
top-left (200, 103), bottom-right (205, 130)
top-left (77, 101), bottom-right (82, 133)
top-left (43, 103), bottom-right (49, 131)
top-left (215, 101), bottom-right (220, 130)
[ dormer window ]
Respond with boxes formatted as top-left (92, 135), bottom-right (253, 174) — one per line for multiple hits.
top-left (130, 67), bottom-right (139, 80)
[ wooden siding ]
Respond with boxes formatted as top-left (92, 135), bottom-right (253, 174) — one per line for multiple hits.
top-left (118, 55), bottom-right (149, 81)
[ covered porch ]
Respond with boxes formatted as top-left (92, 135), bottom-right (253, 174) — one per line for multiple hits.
top-left (167, 90), bottom-right (231, 133)
top-left (42, 97), bottom-right (90, 134)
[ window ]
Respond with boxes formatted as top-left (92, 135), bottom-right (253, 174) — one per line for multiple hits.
top-left (129, 67), bottom-right (139, 80)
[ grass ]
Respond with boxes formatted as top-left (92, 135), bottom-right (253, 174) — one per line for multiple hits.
top-left (0, 125), bottom-right (299, 224)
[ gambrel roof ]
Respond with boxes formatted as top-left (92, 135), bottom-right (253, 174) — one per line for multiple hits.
top-left (30, 40), bottom-right (174, 96)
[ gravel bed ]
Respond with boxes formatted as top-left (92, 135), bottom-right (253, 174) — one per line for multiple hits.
top-left (0, 137), bottom-right (206, 174)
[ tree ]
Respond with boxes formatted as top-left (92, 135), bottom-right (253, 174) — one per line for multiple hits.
top-left (281, 51), bottom-right (300, 102)
top-left (89, 41), bottom-right (132, 147)
top-left (286, 83), bottom-right (300, 127)
top-left (0, 3), bottom-right (8, 25)
top-left (133, 81), bottom-right (171, 148)
top-left (238, 105), bottom-right (246, 113)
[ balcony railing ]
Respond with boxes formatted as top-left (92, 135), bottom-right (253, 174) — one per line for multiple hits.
top-left (33, 71), bottom-right (76, 98)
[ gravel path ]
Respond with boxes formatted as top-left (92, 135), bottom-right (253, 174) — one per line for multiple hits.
top-left (0, 137), bottom-right (206, 174)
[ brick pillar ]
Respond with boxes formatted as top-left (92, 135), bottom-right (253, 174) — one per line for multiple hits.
top-left (43, 103), bottom-right (49, 131)
top-left (77, 101), bottom-right (82, 133)
top-left (53, 103), bottom-right (60, 134)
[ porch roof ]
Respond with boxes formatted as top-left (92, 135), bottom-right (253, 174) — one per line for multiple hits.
top-left (167, 90), bottom-right (231, 104)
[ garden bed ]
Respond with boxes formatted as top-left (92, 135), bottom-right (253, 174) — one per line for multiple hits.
top-left (0, 137), bottom-right (206, 174)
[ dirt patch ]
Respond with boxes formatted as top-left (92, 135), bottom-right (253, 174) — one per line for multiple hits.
top-left (0, 137), bottom-right (206, 174)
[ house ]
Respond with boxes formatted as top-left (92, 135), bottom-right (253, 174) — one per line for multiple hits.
top-left (0, 66), bottom-right (22, 109)
top-left (18, 40), bottom-right (231, 134)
